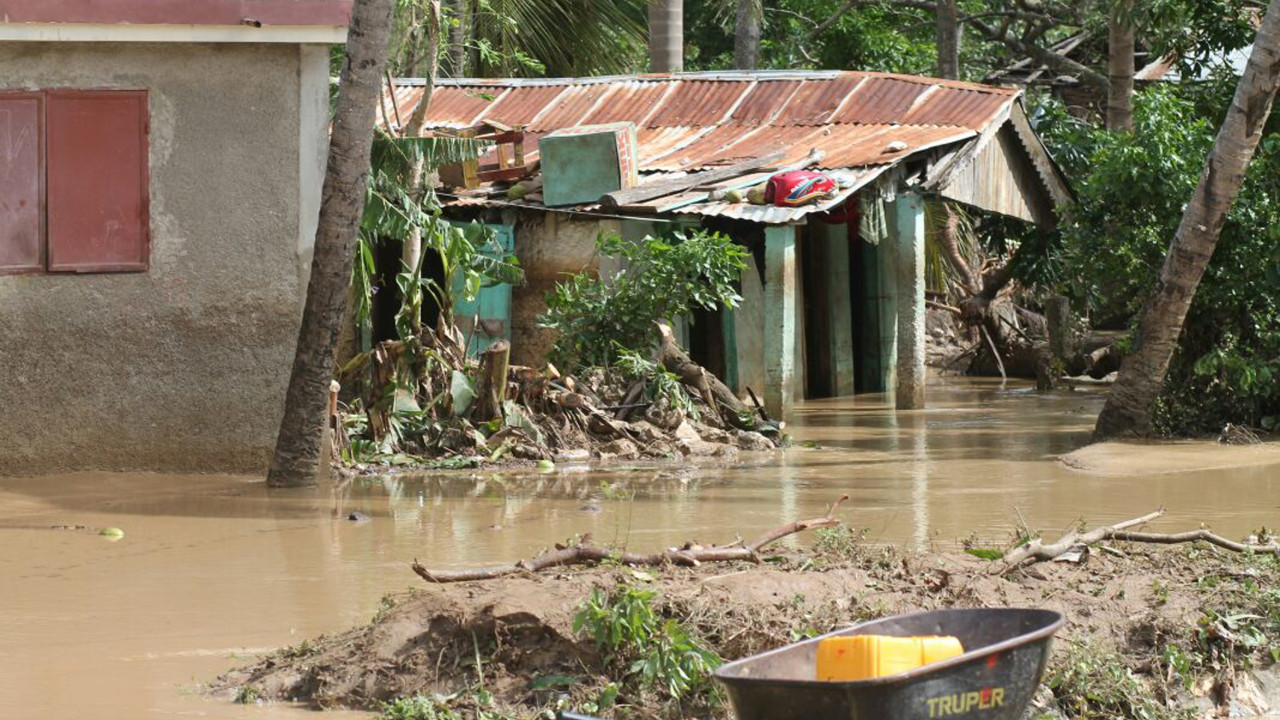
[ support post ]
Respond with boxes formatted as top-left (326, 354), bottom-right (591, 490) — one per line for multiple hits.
top-left (729, 252), bottom-right (766, 399)
top-left (892, 192), bottom-right (926, 410)
top-left (764, 225), bottom-right (799, 418)
top-left (823, 222), bottom-right (856, 396)
top-left (1045, 295), bottom-right (1073, 361)
top-left (877, 229), bottom-right (898, 396)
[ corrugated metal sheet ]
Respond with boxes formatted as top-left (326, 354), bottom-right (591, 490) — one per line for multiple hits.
top-left (419, 86), bottom-right (503, 128)
top-left (901, 86), bottom-right (1012, 129)
top-left (529, 83), bottom-right (612, 131)
top-left (730, 80), bottom-right (802, 123)
top-left (581, 81), bottom-right (672, 125)
top-left (817, 124), bottom-right (977, 168)
top-left (478, 85), bottom-right (567, 127)
top-left (829, 76), bottom-right (929, 125)
top-left (645, 80), bottom-right (752, 127)
top-left (684, 166), bottom-right (889, 221)
top-left (775, 75), bottom-right (864, 125)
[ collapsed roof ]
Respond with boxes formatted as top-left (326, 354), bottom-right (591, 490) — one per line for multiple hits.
top-left (385, 70), bottom-right (1072, 226)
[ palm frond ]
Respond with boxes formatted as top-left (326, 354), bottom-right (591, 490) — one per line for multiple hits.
top-left (470, 0), bottom-right (646, 76)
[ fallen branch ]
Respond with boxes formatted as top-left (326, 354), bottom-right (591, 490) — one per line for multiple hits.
top-left (980, 324), bottom-right (1007, 381)
top-left (656, 322), bottom-right (759, 431)
top-left (1106, 530), bottom-right (1280, 555)
top-left (412, 494), bottom-right (850, 583)
top-left (1001, 509), bottom-right (1164, 570)
top-left (927, 299), bottom-right (963, 315)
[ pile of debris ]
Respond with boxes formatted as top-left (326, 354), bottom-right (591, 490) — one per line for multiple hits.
top-left (333, 322), bottom-right (783, 471)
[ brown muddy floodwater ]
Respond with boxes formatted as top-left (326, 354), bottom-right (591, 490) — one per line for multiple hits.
top-left (2, 378), bottom-right (1278, 720)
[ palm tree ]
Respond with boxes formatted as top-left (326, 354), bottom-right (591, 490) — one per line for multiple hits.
top-left (1093, 0), bottom-right (1280, 439)
top-left (268, 0), bottom-right (397, 488)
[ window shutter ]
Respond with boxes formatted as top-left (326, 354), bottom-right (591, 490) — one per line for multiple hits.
top-left (0, 94), bottom-right (44, 273)
top-left (47, 91), bottom-right (149, 272)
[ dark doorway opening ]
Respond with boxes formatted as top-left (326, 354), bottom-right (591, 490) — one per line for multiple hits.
top-left (369, 240), bottom-right (446, 346)
top-left (801, 225), bottom-right (834, 399)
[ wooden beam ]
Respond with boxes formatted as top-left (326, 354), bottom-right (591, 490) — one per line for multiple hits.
top-left (598, 150), bottom-right (786, 208)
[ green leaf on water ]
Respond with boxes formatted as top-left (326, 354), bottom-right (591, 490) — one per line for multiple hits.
top-left (536, 459), bottom-right (556, 474)
top-left (965, 547), bottom-right (1004, 561)
top-left (99, 527), bottom-right (125, 540)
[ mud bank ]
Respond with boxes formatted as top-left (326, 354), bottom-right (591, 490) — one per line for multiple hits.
top-left (216, 544), bottom-right (1280, 719)
top-left (1061, 440), bottom-right (1280, 477)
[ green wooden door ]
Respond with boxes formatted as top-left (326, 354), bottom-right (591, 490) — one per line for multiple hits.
top-left (450, 222), bottom-right (514, 357)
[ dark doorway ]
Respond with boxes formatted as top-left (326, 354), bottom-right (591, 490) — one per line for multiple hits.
top-left (370, 240), bottom-right (446, 346)
top-left (688, 305), bottom-right (727, 380)
top-left (801, 224), bottom-right (834, 399)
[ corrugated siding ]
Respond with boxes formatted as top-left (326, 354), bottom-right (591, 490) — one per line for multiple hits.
top-left (937, 126), bottom-right (1052, 225)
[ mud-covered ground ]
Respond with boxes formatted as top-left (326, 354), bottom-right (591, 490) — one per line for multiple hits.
top-left (216, 539), bottom-right (1280, 719)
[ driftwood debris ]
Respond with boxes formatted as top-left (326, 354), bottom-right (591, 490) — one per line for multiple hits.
top-left (412, 495), bottom-right (850, 583)
top-left (1002, 508), bottom-right (1280, 572)
top-left (656, 322), bottom-right (760, 432)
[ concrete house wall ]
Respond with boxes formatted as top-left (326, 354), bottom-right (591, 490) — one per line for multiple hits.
top-left (0, 41), bottom-right (331, 474)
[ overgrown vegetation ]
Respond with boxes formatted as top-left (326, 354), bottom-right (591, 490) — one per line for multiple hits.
top-left (539, 230), bottom-right (748, 369)
top-left (1045, 639), bottom-right (1195, 720)
top-left (1020, 84), bottom-right (1280, 434)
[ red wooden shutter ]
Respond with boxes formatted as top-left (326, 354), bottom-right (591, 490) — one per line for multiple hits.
top-left (47, 91), bottom-right (149, 272)
top-left (0, 93), bottom-right (44, 274)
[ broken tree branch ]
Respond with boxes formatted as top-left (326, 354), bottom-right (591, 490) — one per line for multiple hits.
top-left (412, 495), bottom-right (850, 583)
top-left (1001, 509), bottom-right (1164, 569)
top-left (1106, 530), bottom-right (1280, 555)
top-left (656, 321), bottom-right (757, 431)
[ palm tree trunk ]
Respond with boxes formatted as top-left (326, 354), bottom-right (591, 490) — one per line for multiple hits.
top-left (446, 0), bottom-right (470, 76)
top-left (1094, 0), bottom-right (1280, 440)
top-left (1106, 0), bottom-right (1135, 131)
top-left (649, 0), bottom-right (684, 73)
top-left (267, 0), bottom-right (397, 488)
top-left (734, 0), bottom-right (761, 70)
top-left (936, 0), bottom-right (960, 79)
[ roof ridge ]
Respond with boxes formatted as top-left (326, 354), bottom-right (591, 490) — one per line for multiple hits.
top-left (410, 71), bottom-right (1020, 96)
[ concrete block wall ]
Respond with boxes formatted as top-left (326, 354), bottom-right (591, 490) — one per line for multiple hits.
top-left (0, 42), bottom-right (329, 474)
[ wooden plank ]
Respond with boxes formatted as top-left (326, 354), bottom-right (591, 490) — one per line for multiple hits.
top-left (598, 150), bottom-right (785, 208)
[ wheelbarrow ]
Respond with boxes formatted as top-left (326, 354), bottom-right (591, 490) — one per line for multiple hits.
top-left (560, 607), bottom-right (1063, 720)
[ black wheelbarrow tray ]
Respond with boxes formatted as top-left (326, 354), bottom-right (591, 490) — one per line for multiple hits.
top-left (713, 608), bottom-right (1065, 720)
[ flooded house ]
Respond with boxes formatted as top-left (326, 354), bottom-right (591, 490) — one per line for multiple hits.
top-left (384, 71), bottom-right (1072, 417)
top-left (0, 0), bottom-right (349, 473)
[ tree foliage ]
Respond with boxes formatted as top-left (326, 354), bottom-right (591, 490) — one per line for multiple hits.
top-left (1027, 83), bottom-right (1280, 434)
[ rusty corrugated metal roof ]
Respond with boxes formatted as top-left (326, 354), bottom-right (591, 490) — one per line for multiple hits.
top-left (395, 70), bottom-right (1018, 174)
top-left (392, 70), bottom-right (1036, 222)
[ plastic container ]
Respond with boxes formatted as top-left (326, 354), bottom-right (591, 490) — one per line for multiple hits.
top-left (815, 634), bottom-right (965, 681)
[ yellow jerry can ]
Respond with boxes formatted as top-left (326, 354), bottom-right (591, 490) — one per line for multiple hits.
top-left (815, 635), bottom-right (965, 681)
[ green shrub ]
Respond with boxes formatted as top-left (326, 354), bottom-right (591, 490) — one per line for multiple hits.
top-left (539, 229), bottom-right (748, 368)
top-left (573, 582), bottom-right (722, 700)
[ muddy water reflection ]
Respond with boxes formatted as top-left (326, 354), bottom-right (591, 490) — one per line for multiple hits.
top-left (1, 379), bottom-right (1277, 719)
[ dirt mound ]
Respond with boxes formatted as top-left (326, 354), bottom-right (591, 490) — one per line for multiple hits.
top-left (216, 546), bottom-right (1280, 718)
